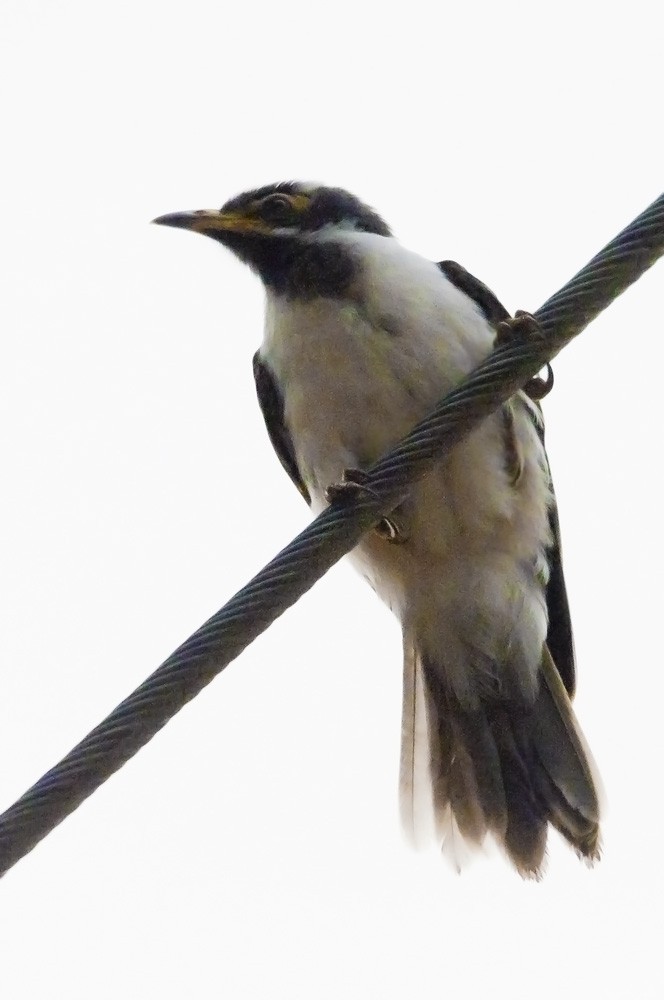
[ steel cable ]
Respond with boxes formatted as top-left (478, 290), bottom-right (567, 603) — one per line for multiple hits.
top-left (1, 193), bottom-right (663, 877)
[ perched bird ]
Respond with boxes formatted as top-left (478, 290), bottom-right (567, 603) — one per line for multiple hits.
top-left (154, 183), bottom-right (600, 876)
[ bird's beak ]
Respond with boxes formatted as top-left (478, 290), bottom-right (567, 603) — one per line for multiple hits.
top-left (152, 209), bottom-right (271, 237)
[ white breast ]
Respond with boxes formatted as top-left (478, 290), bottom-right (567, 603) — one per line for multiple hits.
top-left (259, 231), bottom-right (552, 694)
top-left (261, 232), bottom-right (496, 502)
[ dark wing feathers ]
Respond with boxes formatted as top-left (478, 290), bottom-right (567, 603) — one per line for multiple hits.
top-left (541, 452), bottom-right (576, 695)
top-left (253, 351), bottom-right (310, 504)
top-left (437, 260), bottom-right (510, 327)
top-left (437, 260), bottom-right (576, 695)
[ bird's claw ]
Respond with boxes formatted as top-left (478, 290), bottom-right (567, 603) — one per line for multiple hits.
top-left (325, 469), bottom-right (409, 544)
top-left (374, 514), bottom-right (409, 544)
top-left (523, 363), bottom-right (554, 400)
top-left (495, 310), bottom-right (554, 401)
top-left (324, 468), bottom-right (376, 504)
top-left (495, 309), bottom-right (544, 347)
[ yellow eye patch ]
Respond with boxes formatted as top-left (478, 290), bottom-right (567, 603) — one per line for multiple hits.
top-left (287, 194), bottom-right (312, 212)
top-left (178, 192), bottom-right (313, 237)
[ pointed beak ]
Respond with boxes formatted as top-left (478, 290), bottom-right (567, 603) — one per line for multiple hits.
top-left (152, 209), bottom-right (229, 233)
top-left (152, 209), bottom-right (271, 237)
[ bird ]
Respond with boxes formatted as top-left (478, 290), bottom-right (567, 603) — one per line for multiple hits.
top-left (153, 182), bottom-right (600, 877)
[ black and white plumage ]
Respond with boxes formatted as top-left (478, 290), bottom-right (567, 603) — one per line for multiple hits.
top-left (154, 183), bottom-right (600, 876)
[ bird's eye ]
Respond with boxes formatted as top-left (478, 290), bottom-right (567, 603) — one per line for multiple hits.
top-left (259, 194), bottom-right (296, 223)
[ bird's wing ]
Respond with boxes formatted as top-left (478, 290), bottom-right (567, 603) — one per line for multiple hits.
top-left (532, 409), bottom-right (576, 696)
top-left (437, 259), bottom-right (510, 327)
top-left (253, 350), bottom-right (311, 504)
top-left (437, 260), bottom-right (576, 695)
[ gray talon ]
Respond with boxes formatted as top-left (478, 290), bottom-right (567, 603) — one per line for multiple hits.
top-left (375, 514), bottom-right (409, 544)
top-left (495, 310), bottom-right (545, 347)
top-left (325, 468), bottom-right (376, 505)
top-left (326, 468), bottom-right (409, 544)
top-left (524, 363), bottom-right (554, 400)
top-left (495, 312), bottom-right (553, 400)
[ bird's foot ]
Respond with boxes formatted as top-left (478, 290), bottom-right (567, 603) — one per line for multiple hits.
top-left (495, 310), bottom-right (554, 401)
top-left (495, 309), bottom-right (544, 347)
top-left (325, 469), bottom-right (409, 544)
top-left (325, 467), bottom-right (373, 503)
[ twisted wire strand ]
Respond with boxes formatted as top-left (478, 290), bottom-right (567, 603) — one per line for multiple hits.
top-left (1, 193), bottom-right (663, 877)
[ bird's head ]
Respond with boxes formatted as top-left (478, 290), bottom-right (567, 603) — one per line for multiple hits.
top-left (153, 182), bottom-right (392, 297)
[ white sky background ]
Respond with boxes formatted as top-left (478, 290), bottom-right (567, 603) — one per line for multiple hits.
top-left (1, 1), bottom-right (663, 996)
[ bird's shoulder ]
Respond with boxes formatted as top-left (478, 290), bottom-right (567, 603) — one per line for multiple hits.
top-left (351, 236), bottom-right (509, 326)
top-left (435, 260), bottom-right (510, 329)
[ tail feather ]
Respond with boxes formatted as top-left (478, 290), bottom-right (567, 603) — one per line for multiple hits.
top-left (399, 644), bottom-right (437, 847)
top-left (490, 710), bottom-right (548, 875)
top-left (446, 721), bottom-right (489, 843)
top-left (399, 642), bottom-right (600, 876)
top-left (428, 668), bottom-right (507, 841)
top-left (529, 647), bottom-right (600, 858)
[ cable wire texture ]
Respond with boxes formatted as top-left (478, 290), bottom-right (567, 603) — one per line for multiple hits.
top-left (1, 193), bottom-right (663, 877)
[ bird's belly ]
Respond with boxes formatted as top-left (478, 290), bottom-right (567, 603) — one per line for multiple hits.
top-left (263, 293), bottom-right (552, 674)
top-left (306, 396), bottom-right (551, 693)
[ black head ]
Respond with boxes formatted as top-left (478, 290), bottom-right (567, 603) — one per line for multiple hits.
top-left (217, 182), bottom-right (392, 238)
top-left (153, 182), bottom-right (392, 297)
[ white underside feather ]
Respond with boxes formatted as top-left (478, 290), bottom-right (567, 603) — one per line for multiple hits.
top-left (257, 228), bottom-right (588, 870)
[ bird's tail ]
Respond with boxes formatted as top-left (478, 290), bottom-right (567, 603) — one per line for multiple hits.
top-left (399, 642), bottom-right (600, 876)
